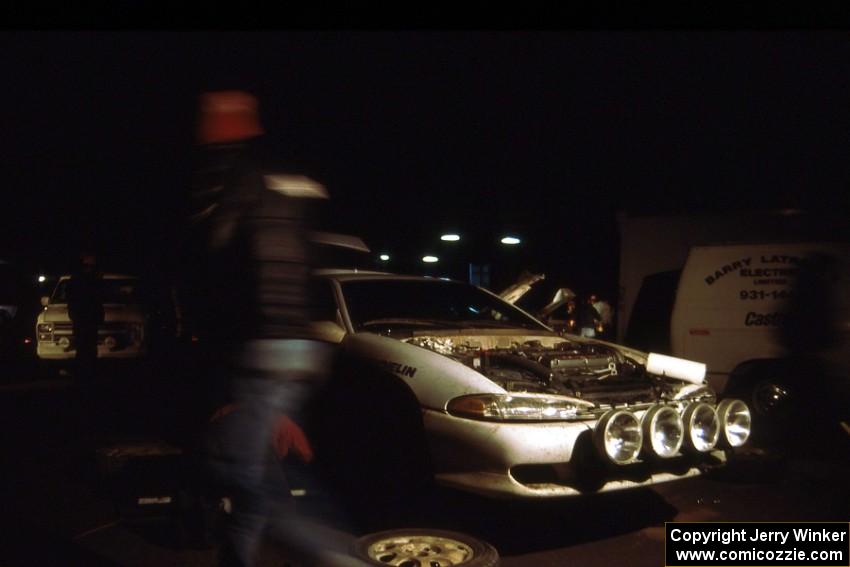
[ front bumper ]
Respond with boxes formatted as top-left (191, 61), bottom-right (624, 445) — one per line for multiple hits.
top-left (36, 330), bottom-right (146, 360)
top-left (424, 409), bottom-right (726, 499)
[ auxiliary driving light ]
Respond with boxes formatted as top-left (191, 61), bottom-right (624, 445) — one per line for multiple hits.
top-left (716, 398), bottom-right (752, 448)
top-left (594, 409), bottom-right (643, 465)
top-left (682, 402), bottom-right (720, 452)
top-left (641, 405), bottom-right (684, 458)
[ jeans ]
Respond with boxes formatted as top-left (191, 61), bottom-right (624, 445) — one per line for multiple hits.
top-left (209, 339), bottom-right (342, 567)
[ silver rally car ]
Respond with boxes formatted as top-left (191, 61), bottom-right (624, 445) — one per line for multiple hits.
top-left (313, 270), bottom-right (752, 499)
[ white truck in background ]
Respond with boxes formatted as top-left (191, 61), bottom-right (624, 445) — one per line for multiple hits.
top-left (616, 210), bottom-right (824, 347)
top-left (618, 211), bottom-right (848, 394)
top-left (619, 211), bottom-right (850, 444)
top-left (670, 242), bottom-right (849, 395)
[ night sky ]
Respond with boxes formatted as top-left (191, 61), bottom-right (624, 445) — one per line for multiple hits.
top-left (3, 31), bottom-right (850, 298)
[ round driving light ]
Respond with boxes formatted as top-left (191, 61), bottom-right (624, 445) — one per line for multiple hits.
top-left (104, 336), bottom-right (117, 350)
top-left (641, 405), bottom-right (684, 458)
top-left (682, 402), bottom-right (720, 452)
top-left (594, 409), bottom-right (643, 465)
top-left (58, 337), bottom-right (71, 348)
top-left (716, 398), bottom-right (751, 448)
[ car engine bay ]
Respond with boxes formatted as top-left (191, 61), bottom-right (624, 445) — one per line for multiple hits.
top-left (405, 335), bottom-right (685, 405)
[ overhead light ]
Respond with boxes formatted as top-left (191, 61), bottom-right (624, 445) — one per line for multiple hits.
top-left (501, 236), bottom-right (521, 245)
top-left (440, 234), bottom-right (461, 242)
top-left (37, 275), bottom-right (46, 283)
top-left (422, 256), bottom-right (439, 263)
top-left (379, 254), bottom-right (390, 261)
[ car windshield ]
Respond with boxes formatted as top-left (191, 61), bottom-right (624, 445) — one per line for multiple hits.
top-left (52, 278), bottom-right (142, 305)
top-left (340, 279), bottom-right (549, 332)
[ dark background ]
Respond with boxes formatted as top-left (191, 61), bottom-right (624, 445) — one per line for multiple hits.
top-left (2, 31), bottom-right (849, 300)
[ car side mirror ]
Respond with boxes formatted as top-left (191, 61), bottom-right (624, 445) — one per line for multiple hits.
top-left (310, 320), bottom-right (346, 344)
top-left (40, 296), bottom-right (50, 307)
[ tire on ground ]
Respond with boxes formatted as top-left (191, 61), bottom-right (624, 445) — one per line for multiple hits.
top-left (352, 528), bottom-right (500, 567)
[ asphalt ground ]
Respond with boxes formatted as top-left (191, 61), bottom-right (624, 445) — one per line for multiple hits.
top-left (1, 364), bottom-right (848, 567)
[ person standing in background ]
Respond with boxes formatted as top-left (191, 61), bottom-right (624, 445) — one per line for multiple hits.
top-left (66, 252), bottom-right (104, 382)
top-left (592, 294), bottom-right (613, 339)
top-left (577, 294), bottom-right (602, 338)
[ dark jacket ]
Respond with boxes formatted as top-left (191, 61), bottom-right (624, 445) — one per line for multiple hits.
top-left (180, 140), bottom-right (325, 346)
top-left (576, 301), bottom-right (601, 329)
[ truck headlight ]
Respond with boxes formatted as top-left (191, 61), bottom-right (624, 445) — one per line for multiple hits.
top-left (447, 394), bottom-right (593, 421)
top-left (37, 323), bottom-right (53, 340)
top-left (682, 402), bottom-right (719, 452)
top-left (594, 409), bottom-right (643, 465)
top-left (716, 398), bottom-right (751, 448)
top-left (642, 405), bottom-right (684, 458)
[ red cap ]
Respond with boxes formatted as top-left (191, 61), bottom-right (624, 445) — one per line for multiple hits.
top-left (196, 90), bottom-right (264, 144)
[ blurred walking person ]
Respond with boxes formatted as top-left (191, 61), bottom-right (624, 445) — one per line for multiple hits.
top-left (181, 90), bottom-right (361, 567)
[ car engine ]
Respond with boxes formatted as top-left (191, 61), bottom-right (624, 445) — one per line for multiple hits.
top-left (406, 336), bottom-right (662, 405)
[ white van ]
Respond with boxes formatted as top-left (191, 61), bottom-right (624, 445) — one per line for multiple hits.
top-left (670, 242), bottom-right (850, 400)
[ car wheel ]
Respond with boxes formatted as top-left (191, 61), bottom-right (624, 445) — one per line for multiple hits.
top-left (352, 528), bottom-right (500, 567)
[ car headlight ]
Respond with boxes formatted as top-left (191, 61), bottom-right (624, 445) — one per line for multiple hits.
top-left (37, 323), bottom-right (53, 340)
top-left (682, 402), bottom-right (720, 452)
top-left (716, 398), bottom-right (751, 448)
top-left (641, 405), bottom-right (684, 458)
top-left (594, 409), bottom-right (643, 465)
top-left (447, 394), bottom-right (593, 421)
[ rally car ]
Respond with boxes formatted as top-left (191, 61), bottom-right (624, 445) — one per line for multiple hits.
top-left (307, 270), bottom-right (752, 501)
